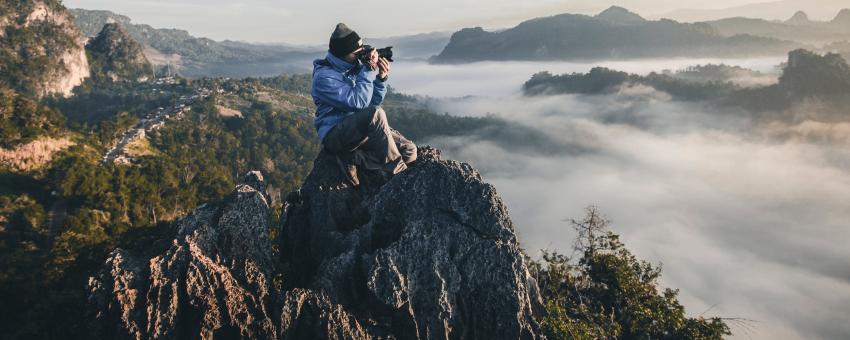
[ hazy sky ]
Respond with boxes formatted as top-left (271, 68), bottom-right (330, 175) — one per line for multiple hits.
top-left (60, 0), bottom-right (842, 45)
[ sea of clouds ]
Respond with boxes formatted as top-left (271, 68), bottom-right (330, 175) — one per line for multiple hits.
top-left (388, 58), bottom-right (850, 340)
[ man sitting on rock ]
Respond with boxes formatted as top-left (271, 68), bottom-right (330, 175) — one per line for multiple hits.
top-left (311, 23), bottom-right (417, 187)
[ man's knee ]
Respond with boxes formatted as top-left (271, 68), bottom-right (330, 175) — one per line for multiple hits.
top-left (370, 106), bottom-right (388, 126)
top-left (355, 106), bottom-right (387, 134)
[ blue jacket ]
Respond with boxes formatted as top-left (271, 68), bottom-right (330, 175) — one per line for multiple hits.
top-left (311, 52), bottom-right (387, 141)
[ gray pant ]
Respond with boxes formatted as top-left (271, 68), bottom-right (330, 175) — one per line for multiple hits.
top-left (322, 106), bottom-right (417, 175)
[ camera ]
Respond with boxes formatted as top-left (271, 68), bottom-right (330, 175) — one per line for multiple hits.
top-left (357, 45), bottom-right (394, 64)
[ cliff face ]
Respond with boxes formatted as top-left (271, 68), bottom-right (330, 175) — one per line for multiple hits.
top-left (0, 0), bottom-right (90, 97)
top-left (88, 174), bottom-right (278, 339)
top-left (89, 148), bottom-right (543, 339)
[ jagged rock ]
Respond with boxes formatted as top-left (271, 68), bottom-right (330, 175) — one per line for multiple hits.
top-left (245, 170), bottom-right (267, 194)
top-left (279, 289), bottom-right (369, 340)
top-left (91, 145), bottom-right (544, 339)
top-left (88, 181), bottom-right (279, 339)
top-left (282, 146), bottom-right (543, 339)
top-left (89, 173), bottom-right (366, 339)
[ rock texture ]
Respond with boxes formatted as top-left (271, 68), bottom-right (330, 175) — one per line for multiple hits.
top-left (89, 147), bottom-right (543, 339)
top-left (0, 0), bottom-right (90, 97)
top-left (88, 175), bottom-right (284, 339)
top-left (86, 23), bottom-right (154, 82)
top-left (283, 147), bottom-right (542, 339)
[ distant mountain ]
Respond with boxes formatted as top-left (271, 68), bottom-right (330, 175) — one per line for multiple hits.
top-left (431, 6), bottom-right (799, 63)
top-left (364, 31), bottom-right (453, 60)
top-left (522, 49), bottom-right (850, 120)
top-left (786, 11), bottom-right (811, 25)
top-left (70, 8), bottom-right (450, 77)
top-left (0, 0), bottom-right (90, 97)
top-left (833, 8), bottom-right (850, 25)
top-left (701, 8), bottom-right (850, 44)
top-left (71, 8), bottom-right (322, 77)
top-left (71, 9), bottom-right (289, 63)
top-left (660, 0), bottom-right (850, 22)
top-left (86, 23), bottom-right (154, 82)
top-left (596, 6), bottom-right (647, 25)
top-left (824, 40), bottom-right (850, 61)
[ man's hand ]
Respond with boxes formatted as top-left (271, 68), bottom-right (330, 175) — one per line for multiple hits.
top-left (378, 57), bottom-right (390, 80)
top-left (364, 49), bottom-right (379, 71)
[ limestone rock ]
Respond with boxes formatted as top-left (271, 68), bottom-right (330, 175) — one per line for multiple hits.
top-left (86, 22), bottom-right (154, 82)
top-left (279, 289), bottom-right (369, 340)
top-left (88, 182), bottom-right (281, 339)
top-left (281, 146), bottom-right (543, 339)
top-left (90, 145), bottom-right (544, 339)
top-left (0, 0), bottom-right (90, 97)
top-left (88, 176), bottom-right (365, 339)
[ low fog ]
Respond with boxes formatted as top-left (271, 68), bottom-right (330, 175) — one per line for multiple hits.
top-left (388, 59), bottom-right (850, 340)
top-left (390, 57), bottom-right (785, 97)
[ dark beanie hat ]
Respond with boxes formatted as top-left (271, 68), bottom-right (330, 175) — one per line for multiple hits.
top-left (329, 23), bottom-right (362, 58)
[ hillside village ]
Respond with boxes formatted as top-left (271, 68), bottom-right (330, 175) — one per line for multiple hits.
top-left (102, 78), bottom-right (215, 164)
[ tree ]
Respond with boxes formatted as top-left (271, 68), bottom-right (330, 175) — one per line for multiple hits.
top-left (529, 206), bottom-right (731, 339)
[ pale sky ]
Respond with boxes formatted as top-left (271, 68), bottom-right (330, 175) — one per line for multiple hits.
top-left (60, 0), bottom-right (829, 45)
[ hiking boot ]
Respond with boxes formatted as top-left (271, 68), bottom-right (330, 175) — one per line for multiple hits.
top-left (335, 155), bottom-right (360, 187)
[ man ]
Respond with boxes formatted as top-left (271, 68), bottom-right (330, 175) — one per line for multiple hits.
top-left (312, 23), bottom-right (417, 186)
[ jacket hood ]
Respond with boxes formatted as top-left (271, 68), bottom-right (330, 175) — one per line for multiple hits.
top-left (314, 52), bottom-right (359, 73)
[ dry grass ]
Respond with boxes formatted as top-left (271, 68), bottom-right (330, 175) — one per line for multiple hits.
top-left (215, 104), bottom-right (243, 118)
top-left (123, 136), bottom-right (160, 158)
top-left (0, 136), bottom-right (74, 172)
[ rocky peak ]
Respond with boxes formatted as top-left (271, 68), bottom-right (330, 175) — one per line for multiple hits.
top-left (595, 6), bottom-right (646, 25)
top-left (781, 49), bottom-right (850, 95)
top-left (833, 8), bottom-right (850, 24)
top-left (86, 22), bottom-right (154, 82)
top-left (0, 0), bottom-right (90, 97)
top-left (786, 10), bottom-right (810, 25)
top-left (88, 147), bottom-right (543, 339)
top-left (69, 8), bottom-right (134, 38)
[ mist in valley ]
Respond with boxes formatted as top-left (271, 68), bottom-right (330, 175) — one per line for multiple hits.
top-left (390, 57), bottom-right (785, 97)
top-left (386, 58), bottom-right (850, 340)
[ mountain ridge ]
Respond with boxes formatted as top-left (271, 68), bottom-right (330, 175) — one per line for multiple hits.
top-left (659, 0), bottom-right (850, 22)
top-left (702, 8), bottom-right (850, 44)
top-left (70, 8), bottom-right (321, 77)
top-left (431, 7), bottom-right (798, 63)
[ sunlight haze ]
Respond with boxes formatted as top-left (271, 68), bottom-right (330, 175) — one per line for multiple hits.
top-left (63, 0), bottom-right (850, 44)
